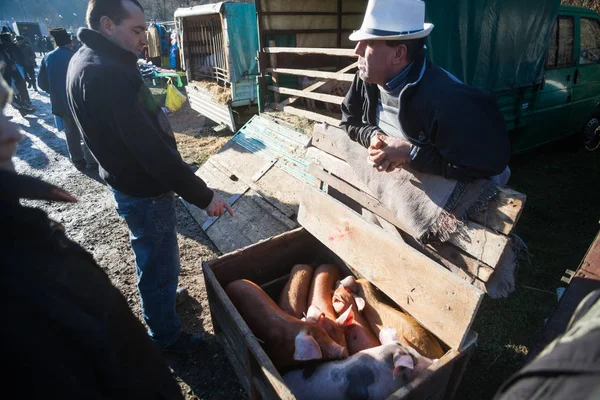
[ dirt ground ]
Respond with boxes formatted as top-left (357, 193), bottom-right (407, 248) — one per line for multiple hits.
top-left (9, 87), bottom-right (245, 399)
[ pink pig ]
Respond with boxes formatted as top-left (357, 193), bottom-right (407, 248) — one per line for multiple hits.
top-left (283, 327), bottom-right (436, 400)
top-left (226, 279), bottom-right (348, 369)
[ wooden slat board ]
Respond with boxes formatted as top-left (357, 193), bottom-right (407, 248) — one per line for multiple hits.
top-left (183, 140), bottom-right (300, 254)
top-left (265, 67), bottom-right (355, 81)
top-left (207, 191), bottom-right (295, 254)
top-left (268, 85), bottom-right (345, 105)
top-left (298, 185), bottom-right (484, 349)
top-left (263, 46), bottom-right (357, 56)
top-left (271, 103), bottom-right (342, 126)
top-left (311, 123), bottom-right (526, 235)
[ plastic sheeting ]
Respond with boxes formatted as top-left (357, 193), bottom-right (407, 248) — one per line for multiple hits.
top-left (223, 2), bottom-right (259, 82)
top-left (424, 0), bottom-right (561, 92)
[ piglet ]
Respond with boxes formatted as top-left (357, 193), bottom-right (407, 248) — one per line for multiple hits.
top-left (225, 279), bottom-right (348, 369)
top-left (339, 276), bottom-right (445, 359)
top-left (306, 264), bottom-right (349, 348)
top-left (278, 264), bottom-right (314, 319)
top-left (283, 327), bottom-right (435, 400)
top-left (332, 282), bottom-right (380, 354)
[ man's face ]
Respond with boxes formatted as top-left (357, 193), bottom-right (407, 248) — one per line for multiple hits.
top-left (101, 1), bottom-right (148, 55)
top-left (354, 40), bottom-right (398, 86)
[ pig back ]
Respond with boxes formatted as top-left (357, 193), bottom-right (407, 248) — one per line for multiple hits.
top-left (278, 264), bottom-right (313, 319)
top-left (357, 279), bottom-right (444, 359)
top-left (308, 264), bottom-right (341, 319)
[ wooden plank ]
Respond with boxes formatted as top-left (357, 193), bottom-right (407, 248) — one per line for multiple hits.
top-left (468, 186), bottom-right (526, 235)
top-left (209, 157), bottom-right (299, 219)
top-left (265, 67), bottom-right (355, 81)
top-left (182, 159), bottom-right (250, 229)
top-left (298, 186), bottom-right (484, 350)
top-left (264, 46), bottom-right (357, 57)
top-left (278, 61), bottom-right (357, 107)
top-left (450, 221), bottom-right (509, 270)
top-left (268, 85), bottom-right (345, 105)
top-left (306, 147), bottom-right (372, 194)
top-left (268, 41), bottom-right (280, 103)
top-left (203, 263), bottom-right (296, 399)
top-left (309, 163), bottom-right (496, 284)
top-left (271, 103), bottom-right (342, 126)
top-left (206, 191), bottom-right (295, 254)
top-left (311, 123), bottom-right (526, 237)
top-left (311, 122), bottom-right (348, 160)
top-left (308, 153), bottom-right (510, 269)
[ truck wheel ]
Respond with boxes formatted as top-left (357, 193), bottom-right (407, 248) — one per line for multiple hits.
top-left (582, 115), bottom-right (600, 151)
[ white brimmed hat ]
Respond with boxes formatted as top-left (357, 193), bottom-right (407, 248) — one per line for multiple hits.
top-left (349, 0), bottom-right (434, 41)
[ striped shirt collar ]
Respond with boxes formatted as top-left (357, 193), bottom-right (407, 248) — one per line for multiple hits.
top-left (382, 61), bottom-right (415, 92)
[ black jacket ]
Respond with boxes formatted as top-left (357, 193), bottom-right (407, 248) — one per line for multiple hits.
top-left (341, 56), bottom-right (510, 181)
top-left (66, 29), bottom-right (213, 208)
top-left (0, 171), bottom-right (184, 400)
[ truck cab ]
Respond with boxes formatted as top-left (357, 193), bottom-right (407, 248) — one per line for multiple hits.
top-left (514, 6), bottom-right (600, 152)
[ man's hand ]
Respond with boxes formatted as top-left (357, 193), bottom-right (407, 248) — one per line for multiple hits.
top-left (368, 132), bottom-right (411, 172)
top-left (205, 192), bottom-right (235, 217)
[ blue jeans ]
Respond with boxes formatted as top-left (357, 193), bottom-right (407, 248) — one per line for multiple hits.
top-left (111, 188), bottom-right (181, 347)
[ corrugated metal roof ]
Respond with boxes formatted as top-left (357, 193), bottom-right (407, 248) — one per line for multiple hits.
top-left (174, 3), bottom-right (224, 18)
top-left (232, 115), bottom-right (316, 186)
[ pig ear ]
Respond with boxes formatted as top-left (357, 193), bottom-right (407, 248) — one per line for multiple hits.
top-left (335, 306), bottom-right (354, 327)
top-left (354, 295), bottom-right (366, 312)
top-left (294, 331), bottom-right (323, 361)
top-left (393, 354), bottom-right (414, 378)
top-left (306, 305), bottom-right (324, 320)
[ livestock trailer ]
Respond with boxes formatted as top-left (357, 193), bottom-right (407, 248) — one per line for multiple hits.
top-left (175, 1), bottom-right (260, 131)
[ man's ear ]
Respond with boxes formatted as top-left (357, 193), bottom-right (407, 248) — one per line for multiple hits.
top-left (99, 16), bottom-right (114, 36)
top-left (392, 44), bottom-right (408, 65)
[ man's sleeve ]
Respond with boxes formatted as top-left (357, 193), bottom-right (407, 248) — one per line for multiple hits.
top-left (408, 90), bottom-right (510, 181)
top-left (340, 73), bottom-right (380, 148)
top-left (108, 79), bottom-right (214, 209)
top-left (37, 58), bottom-right (49, 93)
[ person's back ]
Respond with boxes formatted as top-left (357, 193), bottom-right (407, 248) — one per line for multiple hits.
top-left (39, 46), bottom-right (74, 116)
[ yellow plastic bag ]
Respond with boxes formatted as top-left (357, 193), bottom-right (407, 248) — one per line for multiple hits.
top-left (165, 80), bottom-right (186, 112)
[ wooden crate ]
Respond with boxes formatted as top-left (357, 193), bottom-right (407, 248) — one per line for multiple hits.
top-left (203, 185), bottom-right (483, 400)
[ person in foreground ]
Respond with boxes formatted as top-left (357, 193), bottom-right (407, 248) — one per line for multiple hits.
top-left (0, 71), bottom-right (184, 400)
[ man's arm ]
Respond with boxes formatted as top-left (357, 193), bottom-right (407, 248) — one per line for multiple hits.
top-left (408, 92), bottom-right (510, 181)
top-left (109, 79), bottom-right (215, 209)
top-left (340, 73), bottom-right (380, 148)
top-left (37, 58), bottom-right (49, 93)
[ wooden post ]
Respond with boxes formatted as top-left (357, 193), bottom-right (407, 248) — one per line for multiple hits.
top-left (268, 40), bottom-right (280, 103)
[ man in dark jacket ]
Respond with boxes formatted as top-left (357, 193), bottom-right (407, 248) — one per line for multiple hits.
top-left (67, 0), bottom-right (234, 354)
top-left (16, 36), bottom-right (37, 91)
top-left (0, 32), bottom-right (34, 112)
top-left (39, 28), bottom-right (96, 170)
top-left (0, 73), bottom-right (184, 400)
top-left (341, 0), bottom-right (511, 184)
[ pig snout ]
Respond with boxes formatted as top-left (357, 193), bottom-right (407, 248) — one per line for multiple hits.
top-left (305, 305), bottom-right (350, 358)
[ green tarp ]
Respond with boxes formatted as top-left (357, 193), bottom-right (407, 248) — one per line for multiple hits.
top-left (424, 0), bottom-right (561, 92)
top-left (223, 2), bottom-right (259, 82)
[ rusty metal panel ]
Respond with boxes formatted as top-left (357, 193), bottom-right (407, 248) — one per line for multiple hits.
top-left (186, 84), bottom-right (236, 131)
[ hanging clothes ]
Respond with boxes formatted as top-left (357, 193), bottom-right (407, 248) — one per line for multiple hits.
top-left (146, 25), bottom-right (161, 58)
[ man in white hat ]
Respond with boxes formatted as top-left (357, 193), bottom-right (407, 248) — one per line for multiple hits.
top-left (341, 0), bottom-right (511, 184)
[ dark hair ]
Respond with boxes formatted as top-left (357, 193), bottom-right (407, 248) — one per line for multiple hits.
top-left (86, 0), bottom-right (144, 30)
top-left (385, 37), bottom-right (426, 61)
